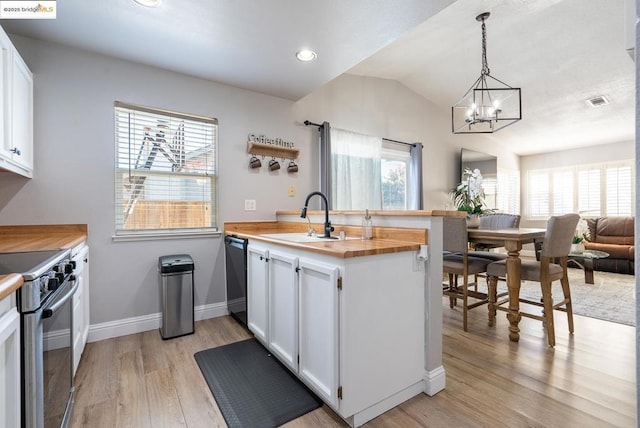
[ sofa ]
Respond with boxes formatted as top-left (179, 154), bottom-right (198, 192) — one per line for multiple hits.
top-left (584, 216), bottom-right (634, 275)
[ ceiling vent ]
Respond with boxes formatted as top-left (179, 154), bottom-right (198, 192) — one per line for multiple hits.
top-left (586, 96), bottom-right (609, 107)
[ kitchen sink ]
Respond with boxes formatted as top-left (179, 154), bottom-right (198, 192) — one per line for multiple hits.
top-left (259, 232), bottom-right (358, 243)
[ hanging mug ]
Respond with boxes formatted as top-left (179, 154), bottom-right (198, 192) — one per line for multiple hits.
top-left (287, 160), bottom-right (298, 173)
top-left (268, 158), bottom-right (280, 171)
top-left (249, 155), bottom-right (262, 169)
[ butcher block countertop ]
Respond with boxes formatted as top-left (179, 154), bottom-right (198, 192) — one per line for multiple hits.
top-left (0, 274), bottom-right (22, 301)
top-left (0, 224), bottom-right (88, 298)
top-left (224, 221), bottom-right (427, 258)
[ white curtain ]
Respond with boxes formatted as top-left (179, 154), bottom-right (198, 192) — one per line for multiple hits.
top-left (330, 128), bottom-right (382, 210)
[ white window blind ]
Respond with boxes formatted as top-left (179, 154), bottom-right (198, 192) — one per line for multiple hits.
top-left (577, 168), bottom-right (600, 216)
top-left (482, 176), bottom-right (497, 210)
top-left (528, 171), bottom-right (549, 217)
top-left (606, 165), bottom-right (633, 216)
top-left (114, 102), bottom-right (218, 234)
top-left (496, 169), bottom-right (520, 214)
top-left (525, 160), bottom-right (634, 219)
top-left (552, 170), bottom-right (573, 214)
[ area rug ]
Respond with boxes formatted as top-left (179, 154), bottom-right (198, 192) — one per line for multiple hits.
top-left (194, 338), bottom-right (322, 428)
top-left (495, 268), bottom-right (636, 326)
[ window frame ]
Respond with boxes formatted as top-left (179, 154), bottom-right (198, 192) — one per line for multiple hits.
top-left (380, 141), bottom-right (412, 210)
top-left (113, 101), bottom-right (219, 240)
top-left (524, 160), bottom-right (634, 220)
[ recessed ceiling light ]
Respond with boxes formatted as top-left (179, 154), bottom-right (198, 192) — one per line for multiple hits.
top-left (134, 0), bottom-right (161, 7)
top-left (296, 49), bottom-right (317, 62)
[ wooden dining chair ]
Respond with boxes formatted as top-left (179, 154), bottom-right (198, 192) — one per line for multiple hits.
top-left (469, 213), bottom-right (521, 258)
top-left (485, 213), bottom-right (580, 347)
top-left (468, 213), bottom-right (521, 291)
top-left (442, 216), bottom-right (492, 331)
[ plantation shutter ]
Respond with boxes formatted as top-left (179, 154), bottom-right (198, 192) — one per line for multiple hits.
top-left (528, 171), bottom-right (549, 218)
top-left (496, 169), bottom-right (520, 215)
top-left (605, 165), bottom-right (633, 216)
top-left (577, 168), bottom-right (600, 216)
top-left (552, 170), bottom-right (573, 214)
top-left (114, 102), bottom-right (218, 234)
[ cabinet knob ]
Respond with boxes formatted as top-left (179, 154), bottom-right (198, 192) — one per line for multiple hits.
top-left (10, 147), bottom-right (21, 156)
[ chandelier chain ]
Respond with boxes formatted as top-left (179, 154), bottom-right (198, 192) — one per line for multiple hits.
top-left (481, 18), bottom-right (490, 76)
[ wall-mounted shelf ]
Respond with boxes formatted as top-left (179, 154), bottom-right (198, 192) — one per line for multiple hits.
top-left (247, 142), bottom-right (299, 160)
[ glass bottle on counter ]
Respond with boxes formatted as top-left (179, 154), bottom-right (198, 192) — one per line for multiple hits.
top-left (362, 209), bottom-right (373, 240)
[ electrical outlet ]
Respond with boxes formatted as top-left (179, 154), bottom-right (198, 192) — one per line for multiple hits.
top-left (244, 199), bottom-right (256, 211)
top-left (288, 185), bottom-right (295, 197)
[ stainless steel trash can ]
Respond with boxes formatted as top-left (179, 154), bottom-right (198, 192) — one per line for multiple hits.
top-left (159, 254), bottom-right (194, 339)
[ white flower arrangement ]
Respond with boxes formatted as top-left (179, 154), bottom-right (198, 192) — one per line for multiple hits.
top-left (573, 218), bottom-right (590, 244)
top-left (451, 168), bottom-right (486, 215)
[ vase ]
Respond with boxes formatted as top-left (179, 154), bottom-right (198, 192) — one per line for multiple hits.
top-left (570, 242), bottom-right (585, 254)
top-left (467, 214), bottom-right (481, 229)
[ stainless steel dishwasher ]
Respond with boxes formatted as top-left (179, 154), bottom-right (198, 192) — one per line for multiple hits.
top-left (224, 235), bottom-right (248, 327)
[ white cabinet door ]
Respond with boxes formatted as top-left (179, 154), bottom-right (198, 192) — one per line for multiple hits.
top-left (0, 30), bottom-right (11, 161)
top-left (0, 26), bottom-right (32, 178)
top-left (0, 296), bottom-right (20, 428)
top-left (81, 249), bottom-right (90, 349)
top-left (9, 52), bottom-right (33, 174)
top-left (268, 250), bottom-right (298, 371)
top-left (298, 259), bottom-right (340, 407)
top-left (247, 244), bottom-right (269, 345)
top-left (72, 245), bottom-right (89, 375)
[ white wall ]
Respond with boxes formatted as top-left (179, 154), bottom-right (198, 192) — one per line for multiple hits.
top-left (0, 36), bottom-right (318, 326)
top-left (293, 73), bottom-right (520, 209)
top-left (520, 140), bottom-right (634, 170)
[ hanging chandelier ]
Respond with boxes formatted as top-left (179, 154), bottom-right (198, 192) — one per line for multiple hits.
top-left (452, 12), bottom-right (521, 134)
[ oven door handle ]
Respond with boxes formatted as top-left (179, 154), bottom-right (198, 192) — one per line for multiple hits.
top-left (42, 275), bottom-right (78, 319)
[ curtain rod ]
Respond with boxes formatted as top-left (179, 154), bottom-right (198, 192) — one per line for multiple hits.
top-left (305, 120), bottom-right (418, 147)
top-left (383, 137), bottom-right (418, 147)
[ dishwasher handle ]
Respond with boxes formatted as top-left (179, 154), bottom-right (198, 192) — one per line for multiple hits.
top-left (225, 235), bottom-right (248, 250)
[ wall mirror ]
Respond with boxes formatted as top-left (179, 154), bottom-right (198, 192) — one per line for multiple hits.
top-left (460, 148), bottom-right (498, 210)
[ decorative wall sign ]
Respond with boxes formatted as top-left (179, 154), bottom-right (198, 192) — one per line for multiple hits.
top-left (248, 133), bottom-right (295, 149)
top-left (246, 133), bottom-right (299, 160)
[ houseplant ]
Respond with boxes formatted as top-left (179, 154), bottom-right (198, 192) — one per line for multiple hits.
top-left (451, 167), bottom-right (486, 228)
top-left (571, 218), bottom-right (590, 253)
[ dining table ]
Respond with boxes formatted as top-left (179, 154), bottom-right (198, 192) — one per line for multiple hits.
top-left (467, 227), bottom-right (547, 342)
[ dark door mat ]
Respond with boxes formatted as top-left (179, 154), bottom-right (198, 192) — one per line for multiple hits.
top-left (194, 338), bottom-right (323, 428)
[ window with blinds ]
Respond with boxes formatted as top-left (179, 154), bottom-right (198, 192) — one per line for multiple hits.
top-left (606, 165), bottom-right (633, 215)
top-left (527, 171), bottom-right (549, 217)
top-left (577, 168), bottom-right (600, 216)
top-left (496, 169), bottom-right (520, 214)
top-left (552, 170), bottom-right (573, 214)
top-left (526, 160), bottom-right (634, 219)
top-left (114, 102), bottom-right (218, 235)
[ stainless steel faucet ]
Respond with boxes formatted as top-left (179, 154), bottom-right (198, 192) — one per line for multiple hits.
top-left (300, 191), bottom-right (335, 238)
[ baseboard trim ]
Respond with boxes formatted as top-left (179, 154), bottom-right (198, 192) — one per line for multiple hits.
top-left (424, 366), bottom-right (446, 396)
top-left (87, 302), bottom-right (228, 343)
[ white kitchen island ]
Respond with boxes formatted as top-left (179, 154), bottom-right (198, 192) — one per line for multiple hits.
top-left (226, 211), bottom-right (447, 427)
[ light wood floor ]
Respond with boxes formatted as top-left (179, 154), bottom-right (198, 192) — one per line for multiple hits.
top-left (71, 303), bottom-right (636, 427)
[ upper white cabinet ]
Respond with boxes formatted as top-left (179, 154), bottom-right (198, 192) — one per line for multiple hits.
top-left (0, 26), bottom-right (33, 178)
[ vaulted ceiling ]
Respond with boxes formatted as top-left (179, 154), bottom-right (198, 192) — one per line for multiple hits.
top-left (2, 0), bottom-right (634, 155)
